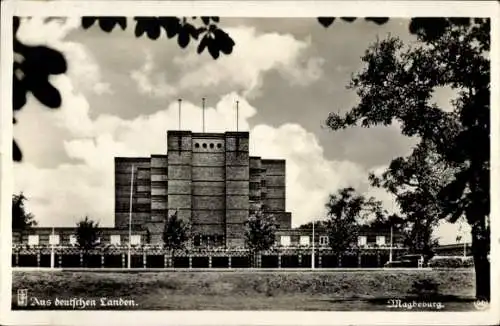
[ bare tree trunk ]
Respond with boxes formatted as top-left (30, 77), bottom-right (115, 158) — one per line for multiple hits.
top-left (471, 228), bottom-right (490, 301)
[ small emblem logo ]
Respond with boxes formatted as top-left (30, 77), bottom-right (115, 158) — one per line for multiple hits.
top-left (17, 289), bottom-right (28, 307)
top-left (473, 300), bottom-right (489, 311)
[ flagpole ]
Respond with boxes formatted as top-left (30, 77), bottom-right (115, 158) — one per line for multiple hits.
top-left (178, 99), bottom-right (182, 130)
top-left (128, 165), bottom-right (135, 269)
top-left (236, 100), bottom-right (239, 132)
top-left (312, 220), bottom-right (315, 269)
top-left (202, 97), bottom-right (206, 132)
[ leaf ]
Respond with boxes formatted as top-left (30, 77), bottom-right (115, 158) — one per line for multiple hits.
top-left (177, 28), bottom-right (190, 48)
top-left (134, 18), bottom-right (147, 37)
top-left (13, 16), bottom-right (20, 34)
top-left (409, 18), bottom-right (449, 41)
top-left (99, 18), bottom-right (117, 32)
top-left (201, 16), bottom-right (210, 25)
top-left (13, 139), bottom-right (22, 162)
top-left (448, 17), bottom-right (471, 26)
top-left (211, 17), bottom-right (220, 23)
top-left (13, 75), bottom-right (26, 111)
top-left (214, 28), bottom-right (234, 55)
top-left (318, 17), bottom-right (335, 28)
top-left (207, 37), bottom-right (220, 59)
top-left (184, 23), bottom-right (200, 40)
top-left (159, 17), bottom-right (180, 39)
top-left (116, 17), bottom-right (127, 30)
top-left (81, 17), bottom-right (97, 29)
top-left (146, 22), bottom-right (161, 40)
top-left (30, 81), bottom-right (62, 109)
top-left (29, 46), bottom-right (67, 75)
top-left (197, 35), bottom-right (209, 54)
top-left (365, 17), bottom-right (389, 25)
top-left (341, 17), bottom-right (357, 22)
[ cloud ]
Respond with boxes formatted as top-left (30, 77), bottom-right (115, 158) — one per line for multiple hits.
top-left (14, 19), bottom-right (466, 244)
top-left (15, 85), bottom-right (372, 229)
top-left (130, 51), bottom-right (177, 98)
top-left (17, 17), bottom-right (112, 95)
top-left (130, 27), bottom-right (324, 99)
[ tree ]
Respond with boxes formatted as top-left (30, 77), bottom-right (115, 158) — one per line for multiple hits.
top-left (324, 187), bottom-right (381, 254)
top-left (12, 192), bottom-right (37, 231)
top-left (75, 216), bottom-right (101, 251)
top-left (297, 220), bottom-right (328, 230)
top-left (245, 210), bottom-right (277, 267)
top-left (244, 211), bottom-right (277, 252)
top-left (162, 211), bottom-right (189, 251)
top-left (369, 141), bottom-right (454, 255)
top-left (325, 18), bottom-right (490, 300)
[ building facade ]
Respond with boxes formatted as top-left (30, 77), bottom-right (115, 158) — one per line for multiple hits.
top-left (115, 130), bottom-right (292, 248)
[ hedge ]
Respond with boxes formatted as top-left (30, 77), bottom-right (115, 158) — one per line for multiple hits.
top-left (428, 256), bottom-right (474, 268)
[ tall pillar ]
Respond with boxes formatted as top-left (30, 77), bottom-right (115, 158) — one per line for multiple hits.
top-left (189, 256), bottom-right (192, 269)
top-left (143, 252), bottom-right (147, 268)
top-left (121, 253), bottom-right (126, 268)
top-left (318, 254), bottom-right (322, 268)
top-left (101, 254), bottom-right (105, 268)
top-left (298, 253), bottom-right (302, 267)
top-left (208, 256), bottom-right (212, 268)
top-left (278, 254), bottom-right (282, 268)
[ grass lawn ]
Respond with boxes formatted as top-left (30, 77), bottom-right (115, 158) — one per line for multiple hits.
top-left (12, 269), bottom-right (476, 311)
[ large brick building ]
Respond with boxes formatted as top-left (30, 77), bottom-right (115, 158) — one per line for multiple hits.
top-left (114, 130), bottom-right (292, 248)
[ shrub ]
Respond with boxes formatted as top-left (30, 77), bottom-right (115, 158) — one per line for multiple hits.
top-left (409, 279), bottom-right (439, 297)
top-left (428, 256), bottom-right (474, 268)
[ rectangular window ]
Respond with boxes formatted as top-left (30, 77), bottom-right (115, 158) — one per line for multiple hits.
top-left (299, 235), bottom-right (310, 246)
top-left (69, 235), bottom-right (77, 245)
top-left (319, 236), bottom-right (329, 246)
top-left (280, 235), bottom-right (291, 247)
top-left (376, 236), bottom-right (386, 246)
top-left (110, 235), bottom-right (121, 245)
top-left (28, 235), bottom-right (39, 246)
top-left (358, 236), bottom-right (367, 247)
top-left (49, 234), bottom-right (60, 245)
top-left (250, 182), bottom-right (260, 190)
top-left (131, 235), bottom-right (141, 245)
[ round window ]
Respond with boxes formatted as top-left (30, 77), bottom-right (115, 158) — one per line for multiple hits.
top-left (202, 143), bottom-right (207, 148)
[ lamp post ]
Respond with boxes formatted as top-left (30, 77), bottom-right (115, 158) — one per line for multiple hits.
top-left (128, 165), bottom-right (135, 269)
top-left (389, 224), bottom-right (393, 263)
top-left (311, 220), bottom-right (315, 269)
top-left (50, 227), bottom-right (55, 268)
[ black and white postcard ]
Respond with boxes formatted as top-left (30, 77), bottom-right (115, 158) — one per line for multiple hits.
top-left (0, 1), bottom-right (498, 325)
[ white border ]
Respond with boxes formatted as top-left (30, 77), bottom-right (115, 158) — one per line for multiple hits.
top-left (1, 1), bottom-right (499, 325)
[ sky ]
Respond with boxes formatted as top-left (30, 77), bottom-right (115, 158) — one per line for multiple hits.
top-left (13, 16), bottom-right (471, 244)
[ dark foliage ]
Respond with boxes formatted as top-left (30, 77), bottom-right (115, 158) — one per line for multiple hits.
top-left (245, 210), bottom-right (277, 252)
top-left (12, 192), bottom-right (37, 230)
top-left (75, 216), bottom-right (101, 251)
top-left (325, 17), bottom-right (490, 300)
top-left (324, 187), bottom-right (382, 253)
top-left (162, 211), bottom-right (190, 250)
